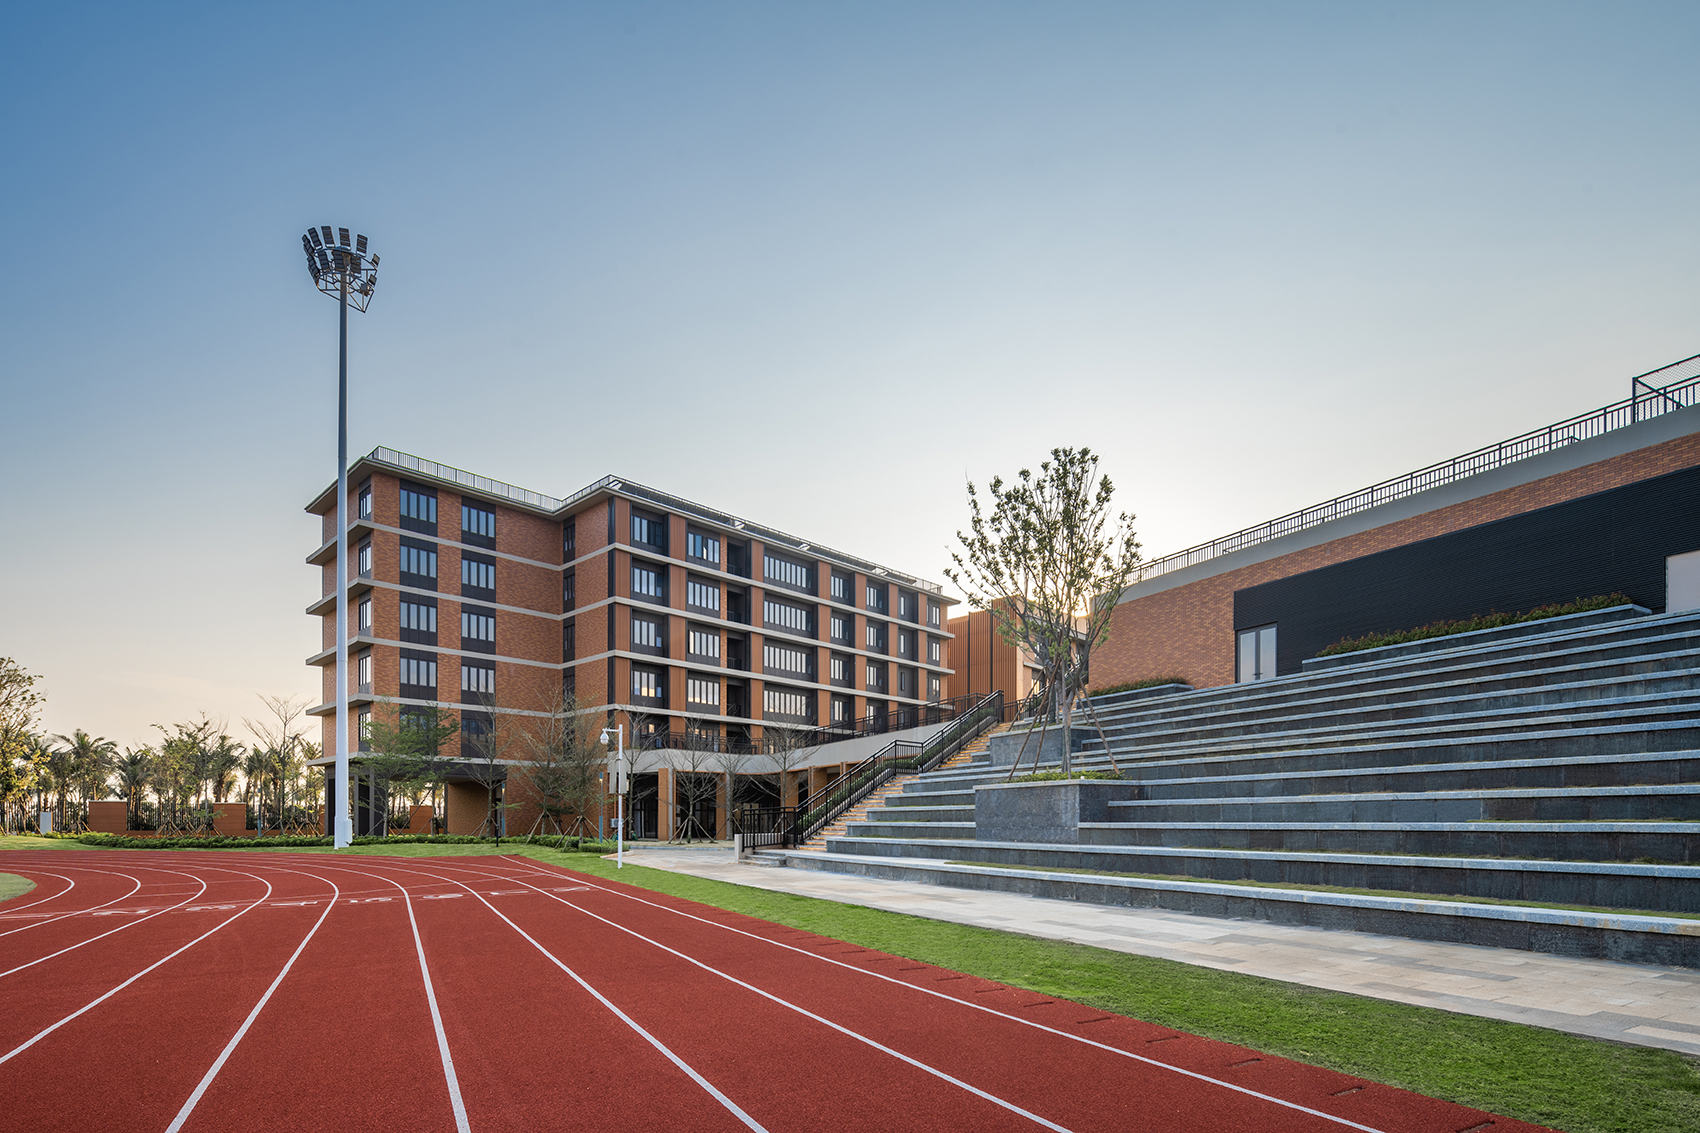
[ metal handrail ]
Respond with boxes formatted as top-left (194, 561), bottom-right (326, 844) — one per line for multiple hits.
top-left (1132, 358), bottom-right (1700, 586)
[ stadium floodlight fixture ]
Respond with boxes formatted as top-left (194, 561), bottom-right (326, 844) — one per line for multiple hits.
top-left (600, 725), bottom-right (625, 869)
top-left (302, 225), bottom-right (379, 849)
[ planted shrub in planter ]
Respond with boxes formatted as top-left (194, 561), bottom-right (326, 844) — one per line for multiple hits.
top-left (1316, 594), bottom-right (1631, 658)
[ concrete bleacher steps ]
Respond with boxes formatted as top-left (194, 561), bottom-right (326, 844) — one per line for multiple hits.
top-left (764, 606), bottom-right (1700, 966)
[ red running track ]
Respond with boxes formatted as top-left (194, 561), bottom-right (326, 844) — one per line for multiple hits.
top-left (0, 851), bottom-right (1554, 1133)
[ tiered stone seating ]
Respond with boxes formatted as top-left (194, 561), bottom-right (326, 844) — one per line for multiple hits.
top-left (770, 606), bottom-right (1700, 964)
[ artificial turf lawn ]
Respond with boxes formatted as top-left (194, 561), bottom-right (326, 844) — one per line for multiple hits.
top-left (9, 836), bottom-right (1699, 1132)
top-left (0, 871), bottom-right (36, 903)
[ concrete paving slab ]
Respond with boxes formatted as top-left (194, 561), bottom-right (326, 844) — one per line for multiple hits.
top-left (616, 845), bottom-right (1700, 1057)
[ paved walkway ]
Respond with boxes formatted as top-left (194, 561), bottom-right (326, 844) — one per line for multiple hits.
top-left (620, 845), bottom-right (1700, 1057)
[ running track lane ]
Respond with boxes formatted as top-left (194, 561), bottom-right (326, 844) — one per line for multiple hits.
top-left (334, 855), bottom-right (1554, 1133)
top-left (0, 853), bottom-right (1556, 1133)
top-left (0, 860), bottom-right (204, 970)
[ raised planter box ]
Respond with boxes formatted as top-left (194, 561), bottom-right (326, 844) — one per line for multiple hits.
top-left (1300, 604), bottom-right (1651, 672)
top-left (987, 726), bottom-right (1103, 768)
top-left (974, 779), bottom-right (1137, 844)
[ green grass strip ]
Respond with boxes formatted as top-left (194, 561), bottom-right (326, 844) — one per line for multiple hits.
top-left (0, 872), bottom-right (36, 904)
top-left (34, 838), bottom-right (1700, 1132)
top-left (942, 862), bottom-right (1700, 922)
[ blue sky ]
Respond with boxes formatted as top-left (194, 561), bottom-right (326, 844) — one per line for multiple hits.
top-left (3, 2), bottom-right (1697, 747)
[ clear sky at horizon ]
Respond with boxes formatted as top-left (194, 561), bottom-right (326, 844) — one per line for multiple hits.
top-left (3, 2), bottom-right (1697, 751)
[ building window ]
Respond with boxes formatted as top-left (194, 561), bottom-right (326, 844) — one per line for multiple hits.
top-left (356, 651), bottom-right (372, 693)
top-left (686, 578), bottom-right (720, 612)
top-left (357, 598), bottom-right (371, 635)
top-left (399, 538), bottom-right (437, 588)
top-left (357, 707), bottom-right (372, 749)
top-left (563, 620), bottom-right (576, 660)
top-left (461, 504), bottom-right (496, 549)
top-left (686, 674), bottom-right (720, 707)
top-left (865, 584), bottom-right (887, 613)
top-left (929, 674), bottom-right (941, 702)
top-left (899, 668), bottom-right (913, 695)
top-left (357, 487), bottom-right (372, 521)
top-left (358, 541), bottom-right (373, 577)
top-left (897, 629), bottom-right (914, 657)
top-left (399, 483), bottom-right (438, 534)
top-left (462, 553), bottom-right (496, 597)
top-left (562, 668), bottom-right (576, 700)
top-left (898, 592), bottom-right (915, 621)
top-left (563, 572), bottom-right (576, 611)
top-left (687, 530), bottom-right (720, 565)
top-left (830, 653), bottom-right (849, 685)
top-left (631, 511), bottom-right (666, 550)
top-left (563, 521), bottom-right (576, 559)
top-left (399, 599), bottom-right (437, 644)
top-left (461, 608), bottom-right (496, 652)
top-left (631, 614), bottom-right (663, 652)
top-left (764, 553), bottom-right (812, 592)
top-left (631, 666), bottom-right (664, 704)
top-left (831, 572), bottom-right (852, 602)
top-left (928, 601), bottom-right (940, 628)
top-left (865, 622), bottom-right (887, 652)
top-left (830, 613), bottom-right (850, 643)
top-left (632, 564), bottom-right (663, 600)
top-left (763, 597), bottom-right (812, 635)
top-left (763, 643), bottom-right (812, 677)
top-left (688, 627), bottom-right (720, 659)
top-left (461, 661), bottom-right (495, 699)
top-left (928, 637), bottom-right (941, 664)
top-left (762, 685), bottom-right (813, 722)
top-left (831, 694), bottom-right (852, 724)
top-left (866, 661), bottom-right (887, 692)
top-left (399, 650), bottom-right (437, 694)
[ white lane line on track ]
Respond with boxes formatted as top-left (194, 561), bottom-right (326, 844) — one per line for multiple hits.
top-left (0, 868), bottom-right (210, 981)
top-left (431, 863), bottom-right (1072, 1133)
top-left (500, 859), bottom-right (1392, 1133)
top-left (245, 859), bottom-right (472, 1133)
top-left (0, 869), bottom-right (274, 1067)
top-left (0, 869), bottom-right (145, 937)
top-left (163, 869), bottom-right (343, 1133)
top-left (0, 869), bottom-right (75, 917)
top-left (340, 860), bottom-right (767, 1133)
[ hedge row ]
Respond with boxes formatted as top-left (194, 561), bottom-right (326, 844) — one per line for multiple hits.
top-left (1315, 594), bottom-right (1631, 658)
top-left (1087, 677), bottom-right (1190, 698)
top-left (72, 832), bottom-right (620, 852)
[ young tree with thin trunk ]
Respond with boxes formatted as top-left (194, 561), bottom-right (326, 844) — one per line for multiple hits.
top-left (463, 692), bottom-right (515, 841)
top-left (946, 447), bottom-right (1142, 777)
top-left (515, 690), bottom-right (604, 840)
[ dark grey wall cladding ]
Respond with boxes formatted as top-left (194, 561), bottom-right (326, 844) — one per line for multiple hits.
top-left (1236, 464), bottom-right (1700, 674)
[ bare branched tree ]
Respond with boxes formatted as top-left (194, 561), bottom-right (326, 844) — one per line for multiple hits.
top-left (945, 447), bottom-right (1142, 776)
top-left (516, 690), bottom-right (604, 842)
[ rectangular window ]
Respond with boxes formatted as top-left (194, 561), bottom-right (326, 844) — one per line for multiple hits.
top-left (831, 694), bottom-right (852, 724)
top-left (865, 584), bottom-right (887, 613)
top-left (1238, 624), bottom-right (1278, 683)
top-left (357, 598), bottom-right (371, 634)
top-left (763, 643), bottom-right (812, 676)
top-left (631, 511), bottom-right (666, 550)
top-left (928, 601), bottom-right (941, 628)
top-left (899, 668), bottom-right (912, 695)
top-left (763, 554), bottom-right (812, 592)
top-left (399, 650), bottom-right (437, 694)
top-left (358, 487), bottom-right (372, 520)
top-left (897, 629), bottom-right (914, 657)
top-left (399, 483), bottom-right (438, 535)
top-left (563, 572), bottom-right (576, 611)
top-left (830, 613), bottom-right (850, 642)
top-left (631, 614), bottom-right (662, 651)
top-left (865, 622), bottom-right (886, 652)
top-left (762, 685), bottom-right (813, 722)
top-left (399, 537), bottom-right (437, 588)
top-left (462, 553), bottom-right (496, 596)
top-left (399, 599), bottom-right (437, 645)
top-left (356, 651), bottom-right (372, 692)
top-left (632, 564), bottom-right (663, 600)
top-left (686, 578), bottom-right (720, 612)
top-left (928, 637), bottom-right (940, 664)
top-left (686, 675), bottom-right (720, 707)
top-left (357, 707), bottom-right (372, 749)
top-left (688, 627), bottom-right (720, 659)
top-left (830, 572), bottom-right (851, 602)
top-left (631, 667), bottom-right (664, 703)
top-left (929, 674), bottom-right (941, 702)
top-left (686, 531), bottom-right (720, 565)
top-left (898, 592), bottom-right (915, 620)
top-left (358, 541), bottom-right (373, 577)
top-left (866, 661), bottom-right (887, 692)
top-left (460, 661), bottom-right (495, 698)
top-left (461, 504), bottom-right (496, 549)
top-left (563, 620), bottom-right (576, 660)
top-left (461, 608), bottom-right (496, 652)
top-left (563, 521), bottom-right (576, 559)
top-left (763, 597), bottom-right (812, 635)
top-left (830, 654), bottom-right (848, 684)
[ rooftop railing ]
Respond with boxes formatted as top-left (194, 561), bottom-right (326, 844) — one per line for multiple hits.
top-left (370, 448), bottom-right (565, 511)
top-left (1132, 355), bottom-right (1700, 587)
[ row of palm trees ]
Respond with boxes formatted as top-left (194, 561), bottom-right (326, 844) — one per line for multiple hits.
top-left (2, 716), bottom-right (324, 837)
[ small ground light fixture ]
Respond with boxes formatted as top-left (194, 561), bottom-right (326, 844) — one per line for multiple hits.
top-left (302, 225), bottom-right (378, 849)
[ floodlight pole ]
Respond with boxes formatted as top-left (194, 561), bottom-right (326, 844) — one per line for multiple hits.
top-left (603, 725), bottom-right (625, 868)
top-left (333, 274), bottom-right (352, 848)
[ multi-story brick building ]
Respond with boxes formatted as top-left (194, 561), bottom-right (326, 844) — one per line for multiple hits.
top-left (305, 449), bottom-right (957, 836)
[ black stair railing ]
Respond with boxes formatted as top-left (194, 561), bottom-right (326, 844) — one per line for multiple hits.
top-left (735, 691), bottom-right (1004, 849)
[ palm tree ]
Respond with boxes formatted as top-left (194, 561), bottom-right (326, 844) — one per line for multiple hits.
top-left (113, 747), bottom-right (152, 831)
top-left (50, 730), bottom-right (117, 832)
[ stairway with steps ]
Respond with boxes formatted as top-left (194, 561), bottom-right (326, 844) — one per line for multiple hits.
top-left (767, 605), bottom-right (1700, 966)
top-left (796, 724), bottom-right (1010, 851)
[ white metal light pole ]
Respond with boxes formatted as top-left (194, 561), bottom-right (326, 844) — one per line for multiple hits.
top-left (600, 724), bottom-right (625, 868)
top-left (302, 226), bottom-right (379, 849)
